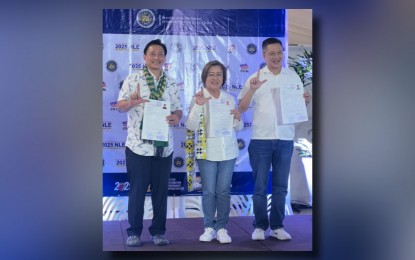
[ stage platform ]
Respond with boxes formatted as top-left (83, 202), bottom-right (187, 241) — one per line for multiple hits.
top-left (103, 215), bottom-right (312, 251)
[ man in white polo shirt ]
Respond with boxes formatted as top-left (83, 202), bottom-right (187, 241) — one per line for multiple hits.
top-left (238, 37), bottom-right (310, 241)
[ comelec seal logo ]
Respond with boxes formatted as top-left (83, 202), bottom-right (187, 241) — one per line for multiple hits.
top-left (174, 157), bottom-right (184, 168)
top-left (247, 43), bottom-right (257, 55)
top-left (237, 138), bottom-right (246, 150)
top-left (136, 9), bottom-right (155, 28)
top-left (106, 60), bottom-right (117, 72)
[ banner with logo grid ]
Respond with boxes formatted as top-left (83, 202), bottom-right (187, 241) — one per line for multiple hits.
top-left (102, 9), bottom-right (287, 196)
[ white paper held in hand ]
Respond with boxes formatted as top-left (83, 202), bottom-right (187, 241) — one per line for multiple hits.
top-left (142, 99), bottom-right (170, 141)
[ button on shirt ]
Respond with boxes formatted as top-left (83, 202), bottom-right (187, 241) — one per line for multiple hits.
top-left (118, 70), bottom-right (182, 157)
top-left (186, 88), bottom-right (243, 161)
top-left (238, 66), bottom-right (303, 140)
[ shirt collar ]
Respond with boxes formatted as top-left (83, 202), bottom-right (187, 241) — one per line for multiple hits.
top-left (147, 68), bottom-right (165, 81)
top-left (202, 87), bottom-right (221, 99)
top-left (262, 66), bottom-right (288, 75)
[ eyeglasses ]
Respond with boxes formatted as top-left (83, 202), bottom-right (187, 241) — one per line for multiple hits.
top-left (267, 51), bottom-right (284, 57)
top-left (207, 73), bottom-right (223, 78)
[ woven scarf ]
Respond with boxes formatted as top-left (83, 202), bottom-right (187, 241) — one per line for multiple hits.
top-left (186, 108), bottom-right (207, 192)
top-left (143, 65), bottom-right (168, 148)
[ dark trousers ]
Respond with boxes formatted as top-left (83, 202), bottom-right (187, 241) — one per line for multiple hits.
top-left (125, 147), bottom-right (172, 237)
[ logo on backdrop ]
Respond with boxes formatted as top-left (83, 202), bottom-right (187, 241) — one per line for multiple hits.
top-left (110, 101), bottom-right (118, 111)
top-left (103, 141), bottom-right (125, 149)
top-left (137, 9), bottom-right (155, 28)
top-left (237, 138), bottom-right (246, 150)
top-left (129, 63), bottom-right (145, 70)
top-left (115, 43), bottom-right (140, 51)
top-left (221, 83), bottom-right (243, 91)
top-left (193, 44), bottom-right (216, 52)
top-left (106, 60), bottom-right (117, 72)
top-left (170, 42), bottom-right (183, 53)
top-left (240, 64), bottom-right (249, 72)
top-left (103, 121), bottom-right (112, 130)
top-left (171, 122), bottom-right (185, 128)
top-left (115, 43), bottom-right (128, 51)
top-left (122, 121), bottom-right (127, 130)
top-left (243, 122), bottom-right (252, 128)
top-left (227, 44), bottom-right (236, 53)
top-left (173, 157), bottom-right (184, 168)
top-left (131, 43), bottom-right (140, 51)
top-left (247, 43), bottom-right (257, 55)
top-left (114, 181), bottom-right (130, 191)
top-left (116, 159), bottom-right (126, 167)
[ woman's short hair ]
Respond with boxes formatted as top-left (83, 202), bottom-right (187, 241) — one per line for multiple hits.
top-left (201, 60), bottom-right (227, 87)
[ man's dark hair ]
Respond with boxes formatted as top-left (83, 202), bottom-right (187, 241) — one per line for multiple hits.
top-left (201, 60), bottom-right (227, 87)
top-left (262, 37), bottom-right (283, 52)
top-left (143, 39), bottom-right (167, 56)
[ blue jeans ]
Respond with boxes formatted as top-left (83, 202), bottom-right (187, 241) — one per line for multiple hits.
top-left (248, 139), bottom-right (293, 230)
top-left (197, 158), bottom-right (236, 230)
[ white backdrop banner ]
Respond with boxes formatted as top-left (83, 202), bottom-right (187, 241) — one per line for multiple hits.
top-left (103, 9), bottom-right (287, 196)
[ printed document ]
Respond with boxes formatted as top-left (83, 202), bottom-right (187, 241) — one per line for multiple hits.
top-left (207, 99), bottom-right (233, 137)
top-left (142, 99), bottom-right (170, 141)
top-left (272, 84), bottom-right (308, 124)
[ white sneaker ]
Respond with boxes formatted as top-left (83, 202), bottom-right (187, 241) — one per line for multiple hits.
top-left (269, 228), bottom-right (292, 240)
top-left (199, 227), bottom-right (216, 242)
top-left (251, 228), bottom-right (265, 240)
top-left (216, 228), bottom-right (232, 243)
